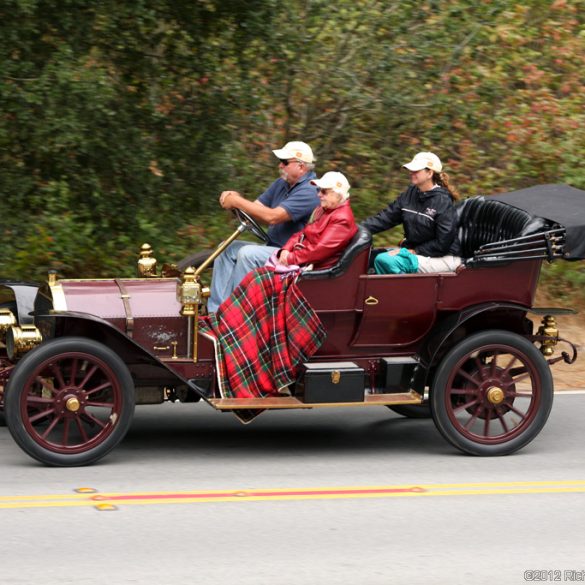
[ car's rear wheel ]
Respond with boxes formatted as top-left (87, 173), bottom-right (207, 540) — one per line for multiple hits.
top-left (430, 330), bottom-right (553, 456)
top-left (5, 337), bottom-right (135, 467)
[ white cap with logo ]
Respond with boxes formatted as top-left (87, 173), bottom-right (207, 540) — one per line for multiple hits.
top-left (403, 151), bottom-right (443, 173)
top-left (310, 171), bottom-right (351, 201)
top-left (272, 141), bottom-right (315, 163)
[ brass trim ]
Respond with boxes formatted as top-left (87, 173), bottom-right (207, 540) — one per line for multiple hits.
top-left (7, 325), bottom-right (43, 359)
top-left (365, 296), bottom-right (379, 306)
top-left (487, 387), bottom-right (505, 405)
top-left (0, 309), bottom-right (17, 340)
top-left (331, 371), bottom-right (341, 384)
top-left (114, 279), bottom-right (134, 338)
top-left (66, 397), bottom-right (80, 412)
top-left (209, 391), bottom-right (423, 410)
top-left (194, 224), bottom-right (246, 277)
top-left (137, 243), bottom-right (157, 277)
top-left (537, 315), bottom-right (559, 357)
top-left (48, 273), bottom-right (68, 312)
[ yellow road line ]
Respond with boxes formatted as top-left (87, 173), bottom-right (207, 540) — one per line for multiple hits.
top-left (1, 480), bottom-right (585, 510)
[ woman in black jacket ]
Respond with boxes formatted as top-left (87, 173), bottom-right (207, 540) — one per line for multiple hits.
top-left (361, 152), bottom-right (462, 274)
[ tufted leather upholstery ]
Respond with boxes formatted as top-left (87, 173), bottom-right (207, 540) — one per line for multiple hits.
top-left (301, 225), bottom-right (372, 279)
top-left (456, 196), bottom-right (547, 260)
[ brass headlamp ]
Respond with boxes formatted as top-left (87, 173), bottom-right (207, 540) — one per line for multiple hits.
top-left (177, 267), bottom-right (201, 316)
top-left (0, 308), bottom-right (17, 343)
top-left (6, 325), bottom-right (43, 360)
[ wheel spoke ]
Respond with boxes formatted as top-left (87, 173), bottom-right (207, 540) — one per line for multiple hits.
top-left (26, 396), bottom-right (54, 405)
top-left (474, 357), bottom-right (486, 380)
top-left (508, 404), bottom-right (529, 420)
top-left (489, 351), bottom-right (500, 377)
top-left (79, 365), bottom-right (99, 389)
top-left (62, 418), bottom-right (70, 446)
top-left (507, 371), bottom-right (532, 387)
top-left (464, 404), bottom-right (482, 430)
top-left (36, 376), bottom-right (58, 396)
top-left (449, 387), bottom-right (478, 396)
top-left (496, 407), bottom-right (509, 433)
top-left (502, 355), bottom-right (518, 376)
top-left (41, 415), bottom-right (63, 440)
top-left (456, 368), bottom-right (481, 386)
top-left (483, 412), bottom-right (491, 436)
top-left (453, 398), bottom-right (479, 414)
top-left (75, 417), bottom-right (89, 443)
top-left (50, 365), bottom-right (66, 390)
top-left (29, 407), bottom-right (55, 423)
top-left (69, 358), bottom-right (79, 386)
top-left (81, 411), bottom-right (108, 429)
top-left (85, 401), bottom-right (115, 409)
top-left (85, 381), bottom-right (113, 396)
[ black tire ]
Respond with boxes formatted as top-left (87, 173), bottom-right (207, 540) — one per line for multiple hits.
top-left (387, 404), bottom-right (432, 418)
top-left (430, 330), bottom-right (553, 456)
top-left (5, 337), bottom-right (135, 467)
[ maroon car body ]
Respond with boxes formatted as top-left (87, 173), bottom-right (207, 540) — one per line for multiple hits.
top-left (0, 184), bottom-right (583, 466)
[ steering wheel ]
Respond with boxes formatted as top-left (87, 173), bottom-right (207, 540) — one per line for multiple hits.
top-left (232, 208), bottom-right (269, 243)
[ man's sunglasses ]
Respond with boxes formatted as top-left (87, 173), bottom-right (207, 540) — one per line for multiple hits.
top-left (279, 158), bottom-right (302, 166)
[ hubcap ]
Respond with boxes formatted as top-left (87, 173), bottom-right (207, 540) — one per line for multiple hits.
top-left (66, 396), bottom-right (81, 412)
top-left (486, 386), bottom-right (505, 405)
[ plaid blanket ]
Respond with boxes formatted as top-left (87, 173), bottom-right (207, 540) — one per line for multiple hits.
top-left (200, 267), bottom-right (326, 399)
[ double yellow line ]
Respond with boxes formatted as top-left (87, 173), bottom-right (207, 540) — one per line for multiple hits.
top-left (1, 480), bottom-right (585, 510)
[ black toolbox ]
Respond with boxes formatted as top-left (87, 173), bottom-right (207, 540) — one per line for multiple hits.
top-left (297, 362), bottom-right (365, 403)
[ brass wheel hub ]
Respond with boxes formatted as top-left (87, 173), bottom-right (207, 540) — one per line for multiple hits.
top-left (66, 397), bottom-right (81, 412)
top-left (486, 386), bottom-right (505, 405)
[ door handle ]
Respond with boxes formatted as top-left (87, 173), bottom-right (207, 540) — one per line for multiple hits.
top-left (365, 296), bottom-right (379, 306)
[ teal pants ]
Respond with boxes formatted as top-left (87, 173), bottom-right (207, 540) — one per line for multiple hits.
top-left (374, 248), bottom-right (419, 274)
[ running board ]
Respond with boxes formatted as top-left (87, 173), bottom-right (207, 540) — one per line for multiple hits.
top-left (208, 390), bottom-right (423, 410)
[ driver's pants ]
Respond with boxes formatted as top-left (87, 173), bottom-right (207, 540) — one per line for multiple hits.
top-left (208, 240), bottom-right (278, 313)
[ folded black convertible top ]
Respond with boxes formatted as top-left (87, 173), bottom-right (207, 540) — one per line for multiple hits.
top-left (491, 183), bottom-right (585, 259)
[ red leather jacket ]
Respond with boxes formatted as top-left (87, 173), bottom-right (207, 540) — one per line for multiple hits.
top-left (280, 201), bottom-right (357, 269)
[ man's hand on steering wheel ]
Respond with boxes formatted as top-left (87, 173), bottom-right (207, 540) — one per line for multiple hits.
top-left (232, 208), bottom-right (269, 243)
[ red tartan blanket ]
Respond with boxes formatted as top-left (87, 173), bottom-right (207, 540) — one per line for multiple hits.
top-left (200, 267), bottom-right (326, 399)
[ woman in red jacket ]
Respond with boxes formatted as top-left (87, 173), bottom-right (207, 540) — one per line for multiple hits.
top-left (204, 171), bottom-right (357, 400)
top-left (275, 171), bottom-right (357, 270)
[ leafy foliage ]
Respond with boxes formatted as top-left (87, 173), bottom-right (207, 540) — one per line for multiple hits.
top-left (1, 0), bottom-right (584, 297)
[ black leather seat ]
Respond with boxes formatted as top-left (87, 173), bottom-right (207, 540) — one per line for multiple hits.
top-left (301, 225), bottom-right (372, 279)
top-left (455, 196), bottom-right (547, 260)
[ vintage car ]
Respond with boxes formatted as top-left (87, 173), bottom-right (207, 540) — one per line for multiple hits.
top-left (0, 183), bottom-right (583, 466)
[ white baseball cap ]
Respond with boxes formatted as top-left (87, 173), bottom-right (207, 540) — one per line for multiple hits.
top-left (403, 151), bottom-right (443, 172)
top-left (272, 141), bottom-right (315, 163)
top-left (310, 171), bottom-right (351, 201)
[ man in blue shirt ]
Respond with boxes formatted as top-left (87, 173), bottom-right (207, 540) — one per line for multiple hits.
top-left (208, 141), bottom-right (319, 312)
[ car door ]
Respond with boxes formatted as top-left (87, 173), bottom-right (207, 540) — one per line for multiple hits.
top-left (351, 273), bottom-right (439, 348)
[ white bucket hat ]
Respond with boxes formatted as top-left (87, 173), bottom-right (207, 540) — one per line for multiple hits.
top-left (403, 152), bottom-right (443, 173)
top-left (310, 171), bottom-right (351, 201)
top-left (272, 141), bottom-right (314, 163)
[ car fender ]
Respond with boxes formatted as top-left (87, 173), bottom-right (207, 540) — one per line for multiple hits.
top-left (413, 302), bottom-right (535, 394)
top-left (32, 311), bottom-right (193, 391)
top-left (0, 281), bottom-right (40, 325)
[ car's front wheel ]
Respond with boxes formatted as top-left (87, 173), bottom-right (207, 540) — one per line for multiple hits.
top-left (430, 330), bottom-right (553, 456)
top-left (5, 337), bottom-right (135, 466)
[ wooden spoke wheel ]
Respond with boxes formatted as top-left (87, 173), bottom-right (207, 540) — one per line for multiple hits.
top-left (5, 337), bottom-right (135, 467)
top-left (431, 330), bottom-right (553, 456)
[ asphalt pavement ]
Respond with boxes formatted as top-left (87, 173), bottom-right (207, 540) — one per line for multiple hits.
top-left (1, 392), bottom-right (585, 585)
